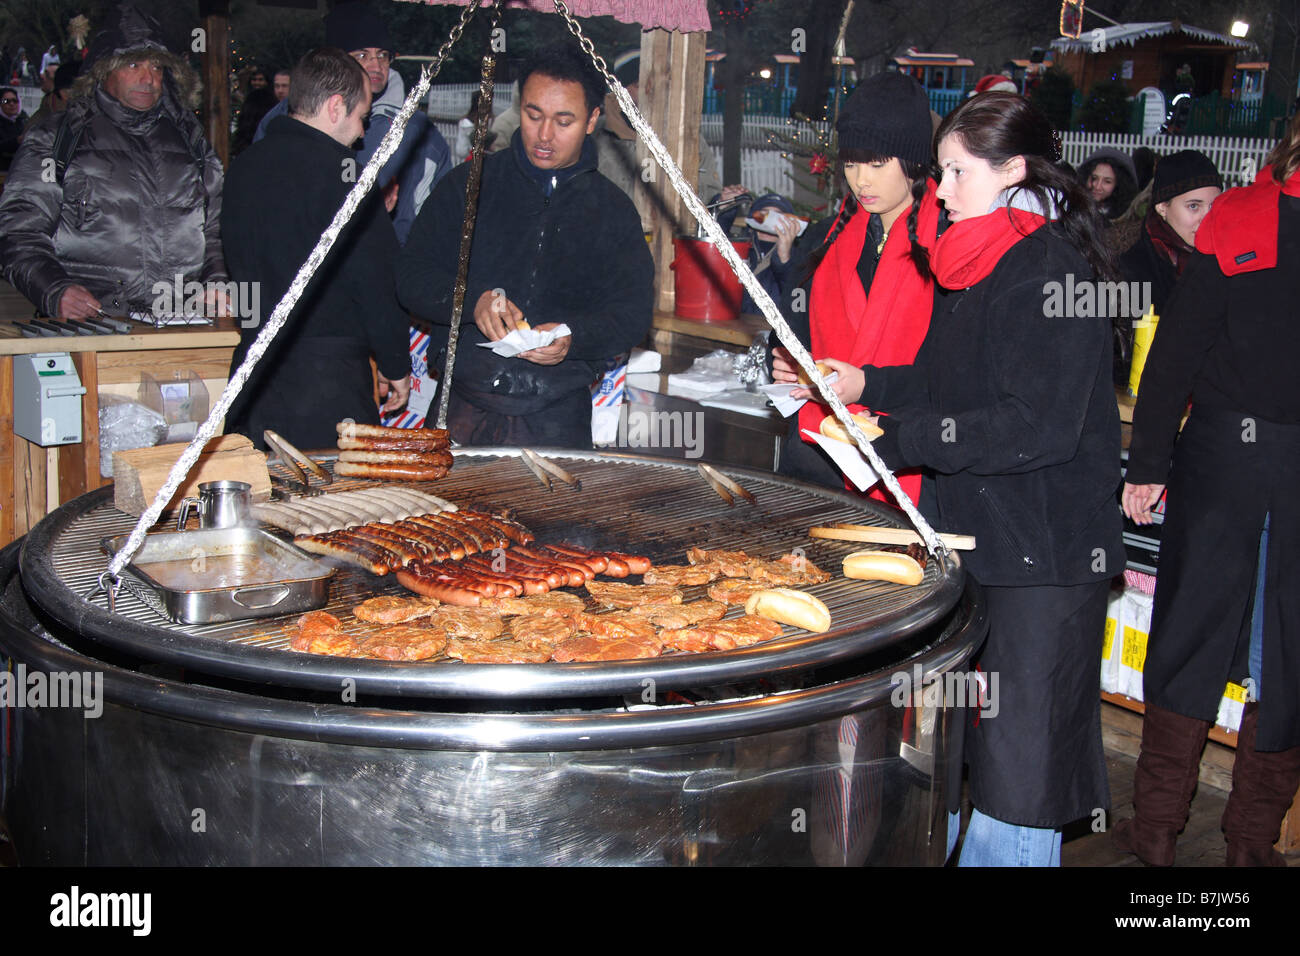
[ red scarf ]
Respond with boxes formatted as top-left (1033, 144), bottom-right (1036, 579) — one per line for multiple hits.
top-left (1145, 209), bottom-right (1195, 274)
top-left (799, 181), bottom-right (941, 506)
top-left (1195, 165), bottom-right (1300, 275)
top-left (930, 206), bottom-right (1049, 289)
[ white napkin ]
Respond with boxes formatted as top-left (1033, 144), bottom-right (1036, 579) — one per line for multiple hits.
top-left (745, 212), bottom-right (810, 237)
top-left (627, 347), bottom-right (662, 373)
top-left (802, 427), bottom-right (881, 493)
top-left (759, 371), bottom-right (837, 417)
top-left (476, 323), bottom-right (573, 358)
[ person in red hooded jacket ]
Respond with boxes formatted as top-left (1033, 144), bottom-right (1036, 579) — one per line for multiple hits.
top-left (1117, 113), bottom-right (1300, 867)
top-left (770, 70), bottom-right (942, 511)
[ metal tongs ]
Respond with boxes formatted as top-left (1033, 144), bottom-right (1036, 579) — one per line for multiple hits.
top-left (696, 463), bottom-right (756, 506)
top-left (263, 429), bottom-right (333, 492)
top-left (519, 448), bottom-right (582, 491)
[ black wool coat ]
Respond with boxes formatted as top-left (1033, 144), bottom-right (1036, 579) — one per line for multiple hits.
top-left (221, 116), bottom-right (411, 451)
top-left (863, 225), bottom-right (1125, 587)
top-left (1128, 196), bottom-right (1300, 750)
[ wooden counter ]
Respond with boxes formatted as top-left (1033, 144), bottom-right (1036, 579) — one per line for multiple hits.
top-left (0, 286), bottom-right (240, 547)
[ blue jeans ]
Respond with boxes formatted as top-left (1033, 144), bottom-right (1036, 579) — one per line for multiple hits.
top-left (954, 808), bottom-right (1061, 867)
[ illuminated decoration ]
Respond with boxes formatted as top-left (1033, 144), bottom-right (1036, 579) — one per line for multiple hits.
top-left (1231, 21), bottom-right (1249, 38)
top-left (1060, 1), bottom-right (1084, 40)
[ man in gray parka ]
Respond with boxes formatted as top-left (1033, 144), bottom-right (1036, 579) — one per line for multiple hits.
top-left (0, 4), bottom-right (227, 319)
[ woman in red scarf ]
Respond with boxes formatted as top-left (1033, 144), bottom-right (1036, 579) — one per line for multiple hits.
top-left (1117, 118), bottom-right (1300, 867)
top-left (769, 71), bottom-right (940, 508)
top-left (853, 93), bottom-right (1124, 865)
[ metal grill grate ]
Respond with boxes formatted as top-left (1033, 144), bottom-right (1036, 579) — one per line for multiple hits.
top-left (31, 449), bottom-right (963, 697)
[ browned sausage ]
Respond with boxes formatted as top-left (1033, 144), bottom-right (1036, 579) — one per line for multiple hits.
top-left (333, 462), bottom-right (450, 481)
top-left (396, 568), bottom-right (482, 606)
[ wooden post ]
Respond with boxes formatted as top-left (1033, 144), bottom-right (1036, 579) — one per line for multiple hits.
top-left (0, 358), bottom-right (13, 546)
top-left (200, 0), bottom-right (231, 167)
top-left (640, 29), bottom-right (708, 316)
top-left (57, 352), bottom-right (101, 506)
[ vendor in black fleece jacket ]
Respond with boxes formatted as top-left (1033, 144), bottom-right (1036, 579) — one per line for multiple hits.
top-left (397, 47), bottom-right (653, 449)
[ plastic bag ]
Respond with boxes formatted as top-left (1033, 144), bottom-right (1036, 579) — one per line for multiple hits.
top-left (98, 394), bottom-right (168, 478)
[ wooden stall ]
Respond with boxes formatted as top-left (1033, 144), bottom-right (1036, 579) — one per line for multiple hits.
top-left (0, 286), bottom-right (238, 548)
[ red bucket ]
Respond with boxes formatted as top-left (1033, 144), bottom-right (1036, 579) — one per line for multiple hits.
top-left (671, 236), bottom-right (752, 321)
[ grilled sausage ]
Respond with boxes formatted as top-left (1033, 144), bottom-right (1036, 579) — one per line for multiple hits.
top-left (333, 462), bottom-right (450, 481)
top-left (336, 422), bottom-right (449, 441)
top-left (395, 568), bottom-right (483, 606)
top-left (336, 449), bottom-right (455, 467)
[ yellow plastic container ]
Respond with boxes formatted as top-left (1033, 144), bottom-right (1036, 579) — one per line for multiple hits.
top-left (1129, 305), bottom-right (1159, 397)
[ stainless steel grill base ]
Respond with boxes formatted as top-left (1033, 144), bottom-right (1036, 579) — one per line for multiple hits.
top-left (1, 449), bottom-right (987, 865)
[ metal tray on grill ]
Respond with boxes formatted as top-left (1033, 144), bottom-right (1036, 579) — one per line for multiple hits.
top-left (100, 527), bottom-right (333, 625)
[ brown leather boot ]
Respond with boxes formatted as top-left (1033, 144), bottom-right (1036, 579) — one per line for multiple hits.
top-left (1223, 701), bottom-right (1300, 867)
top-left (1113, 703), bottom-right (1211, 866)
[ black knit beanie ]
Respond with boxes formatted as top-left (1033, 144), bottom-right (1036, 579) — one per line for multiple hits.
top-left (836, 71), bottom-right (933, 167)
top-left (1152, 149), bottom-right (1222, 205)
top-left (324, 1), bottom-right (392, 53)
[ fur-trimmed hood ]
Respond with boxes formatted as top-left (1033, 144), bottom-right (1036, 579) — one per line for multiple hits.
top-left (72, 3), bottom-right (200, 110)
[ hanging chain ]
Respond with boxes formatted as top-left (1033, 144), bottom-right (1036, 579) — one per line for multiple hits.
top-left (551, 0), bottom-right (947, 559)
top-left (437, 0), bottom-right (504, 431)
top-left (104, 1), bottom-right (487, 581)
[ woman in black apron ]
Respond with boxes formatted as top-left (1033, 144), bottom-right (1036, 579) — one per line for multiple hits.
top-left (855, 92), bottom-right (1124, 865)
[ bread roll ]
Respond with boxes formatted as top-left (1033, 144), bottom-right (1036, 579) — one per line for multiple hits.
top-left (796, 361), bottom-right (834, 386)
top-left (744, 588), bottom-right (831, 633)
top-left (842, 550), bottom-right (924, 586)
top-left (819, 413), bottom-right (883, 444)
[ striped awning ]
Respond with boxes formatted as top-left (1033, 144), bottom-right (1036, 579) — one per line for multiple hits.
top-left (392, 0), bottom-right (712, 33)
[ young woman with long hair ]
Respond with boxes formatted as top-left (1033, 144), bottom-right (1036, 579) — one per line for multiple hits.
top-left (769, 71), bottom-right (942, 507)
top-left (845, 92), bottom-right (1125, 865)
top-left (1117, 113), bottom-right (1300, 867)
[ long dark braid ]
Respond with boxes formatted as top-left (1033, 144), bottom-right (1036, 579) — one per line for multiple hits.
top-left (902, 163), bottom-right (933, 279)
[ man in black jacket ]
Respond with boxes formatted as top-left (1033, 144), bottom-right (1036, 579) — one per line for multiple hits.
top-left (397, 47), bottom-right (654, 449)
top-left (221, 47), bottom-right (410, 451)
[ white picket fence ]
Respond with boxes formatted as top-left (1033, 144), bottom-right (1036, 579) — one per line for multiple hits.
top-left (423, 84), bottom-right (1277, 193)
top-left (425, 81), bottom-right (514, 119)
top-left (1061, 133), bottom-right (1274, 187)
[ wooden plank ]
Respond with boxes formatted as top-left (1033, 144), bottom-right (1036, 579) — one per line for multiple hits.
top-left (112, 435), bottom-right (269, 516)
top-left (12, 435), bottom-right (46, 538)
top-left (0, 357), bottom-right (12, 546)
top-left (652, 309), bottom-right (766, 347)
top-left (57, 352), bottom-right (99, 505)
top-left (0, 322), bottom-right (241, 356)
top-left (96, 347), bottom-right (235, 385)
top-left (642, 29), bottom-right (675, 315)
